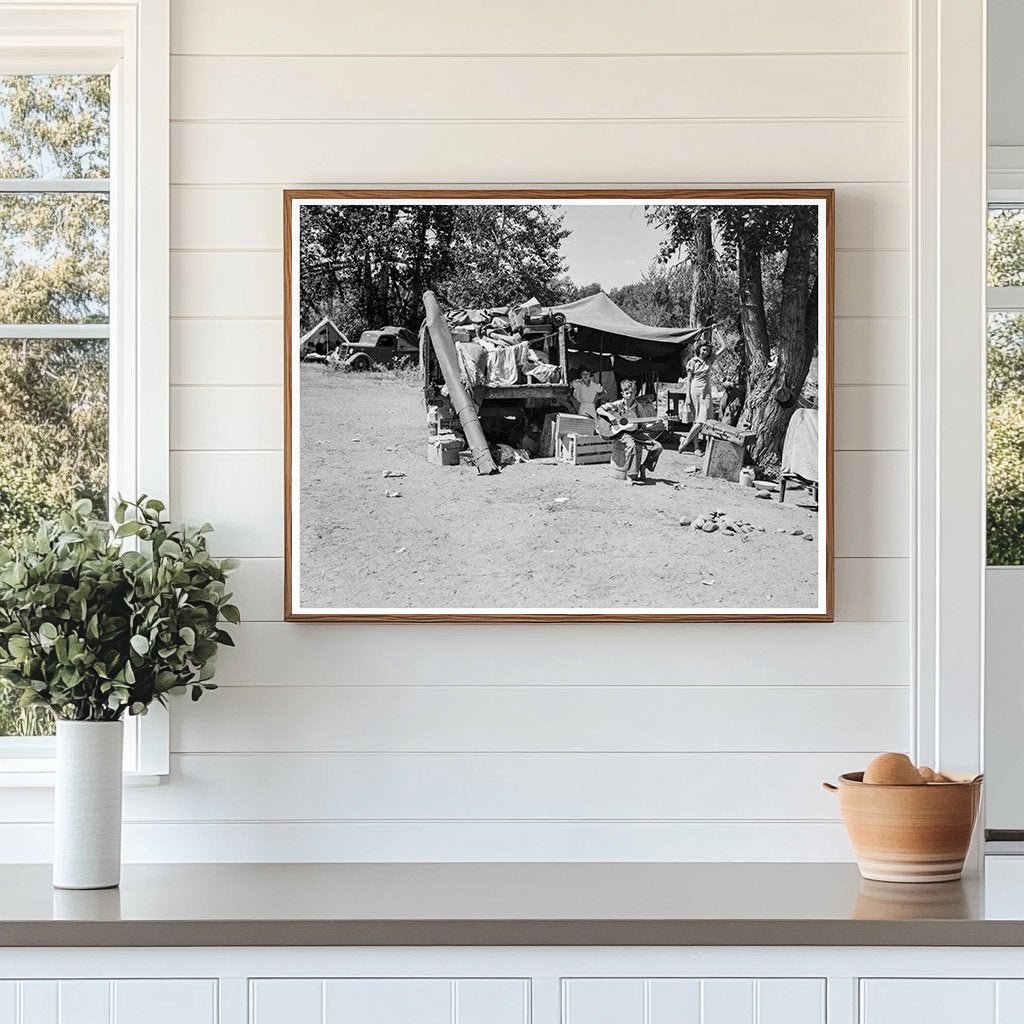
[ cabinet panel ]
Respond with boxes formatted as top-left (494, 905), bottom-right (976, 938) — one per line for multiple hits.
top-left (455, 980), bottom-right (529, 1024)
top-left (58, 982), bottom-right (109, 1024)
top-left (702, 980), bottom-right (754, 1024)
top-left (323, 980), bottom-right (451, 1024)
top-left (250, 980), bottom-right (322, 1024)
top-left (563, 980), bottom-right (645, 1024)
top-left (251, 979), bottom-right (528, 1024)
top-left (997, 981), bottom-right (1024, 1021)
top-left (564, 979), bottom-right (825, 1024)
top-left (18, 984), bottom-right (56, 1024)
top-left (0, 981), bottom-right (215, 1024)
top-left (648, 980), bottom-right (702, 1023)
top-left (113, 981), bottom-right (217, 1024)
top-left (757, 980), bottom-right (825, 1024)
top-left (861, 981), bottom-right (996, 1023)
top-left (0, 983), bottom-right (16, 1024)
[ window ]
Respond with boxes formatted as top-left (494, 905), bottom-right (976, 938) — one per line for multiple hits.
top-left (0, 75), bottom-right (111, 739)
top-left (987, 206), bottom-right (1024, 565)
top-left (0, 3), bottom-right (169, 777)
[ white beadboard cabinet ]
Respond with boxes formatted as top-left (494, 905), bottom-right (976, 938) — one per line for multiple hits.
top-left (5, 949), bottom-right (1024, 1024)
top-left (0, 979), bottom-right (217, 1024)
top-left (860, 980), bottom-right (1024, 1023)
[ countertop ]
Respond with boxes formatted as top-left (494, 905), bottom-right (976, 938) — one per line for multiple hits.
top-left (5, 861), bottom-right (1024, 947)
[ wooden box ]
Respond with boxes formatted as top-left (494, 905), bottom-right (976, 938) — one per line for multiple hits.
top-left (559, 432), bottom-right (613, 466)
top-left (427, 436), bottom-right (462, 466)
top-left (700, 420), bottom-right (756, 482)
top-left (541, 413), bottom-right (595, 457)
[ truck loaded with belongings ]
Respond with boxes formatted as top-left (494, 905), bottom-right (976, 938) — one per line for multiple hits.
top-left (421, 292), bottom-right (709, 439)
top-left (419, 297), bottom-right (575, 436)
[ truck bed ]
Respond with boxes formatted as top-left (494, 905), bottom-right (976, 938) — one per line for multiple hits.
top-left (480, 384), bottom-right (570, 400)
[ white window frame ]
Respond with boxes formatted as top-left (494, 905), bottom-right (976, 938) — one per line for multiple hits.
top-left (983, 189), bottom-right (1024, 839)
top-left (0, 0), bottom-right (169, 783)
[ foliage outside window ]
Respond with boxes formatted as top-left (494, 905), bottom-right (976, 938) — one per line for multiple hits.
top-left (0, 75), bottom-right (110, 736)
top-left (987, 208), bottom-right (1024, 565)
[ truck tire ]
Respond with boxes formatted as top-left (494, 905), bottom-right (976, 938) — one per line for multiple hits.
top-left (346, 354), bottom-right (372, 372)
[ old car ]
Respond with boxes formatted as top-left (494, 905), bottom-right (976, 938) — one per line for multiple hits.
top-left (340, 326), bottom-right (419, 371)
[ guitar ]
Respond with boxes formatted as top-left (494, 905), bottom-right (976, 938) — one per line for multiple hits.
top-left (595, 415), bottom-right (666, 441)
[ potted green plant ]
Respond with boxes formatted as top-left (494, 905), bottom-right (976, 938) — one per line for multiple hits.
top-left (0, 497), bottom-right (239, 889)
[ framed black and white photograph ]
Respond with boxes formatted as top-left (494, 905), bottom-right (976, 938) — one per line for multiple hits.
top-left (284, 190), bottom-right (833, 622)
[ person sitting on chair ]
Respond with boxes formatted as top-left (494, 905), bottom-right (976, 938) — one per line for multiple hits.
top-left (597, 379), bottom-right (663, 483)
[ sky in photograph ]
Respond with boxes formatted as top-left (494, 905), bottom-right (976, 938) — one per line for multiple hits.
top-left (555, 204), bottom-right (672, 290)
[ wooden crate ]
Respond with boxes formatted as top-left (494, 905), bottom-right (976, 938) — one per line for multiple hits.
top-left (427, 436), bottom-right (462, 466)
top-left (541, 413), bottom-right (595, 457)
top-left (700, 419), bottom-right (756, 482)
top-left (559, 432), bottom-right (613, 465)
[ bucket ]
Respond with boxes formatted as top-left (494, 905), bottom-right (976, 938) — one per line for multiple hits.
top-left (823, 772), bottom-right (982, 883)
top-left (609, 437), bottom-right (628, 480)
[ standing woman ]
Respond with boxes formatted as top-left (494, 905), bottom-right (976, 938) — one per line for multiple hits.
top-left (679, 336), bottom-right (722, 454)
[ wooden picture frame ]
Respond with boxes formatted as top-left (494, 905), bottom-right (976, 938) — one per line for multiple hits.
top-left (284, 189), bottom-right (834, 622)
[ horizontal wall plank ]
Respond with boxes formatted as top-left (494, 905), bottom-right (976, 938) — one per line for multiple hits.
top-left (170, 0), bottom-right (909, 56)
top-left (170, 121), bottom-right (909, 186)
top-left (171, 183), bottom-right (909, 252)
top-left (223, 557), bottom-right (283, 620)
top-left (169, 383), bottom-right (903, 454)
top-left (171, 385), bottom-right (282, 450)
top-left (171, 249), bottom-right (908, 320)
top-left (834, 451), bottom-right (909, 558)
top-left (170, 451), bottom-right (283, 557)
top-left (171, 252), bottom-right (280, 317)
top-left (834, 318), bottom-right (909, 385)
top-left (834, 558), bottom-right (909, 622)
top-left (834, 385), bottom-right (909, 451)
top-left (171, 684), bottom-right (909, 754)
top-left (171, 54), bottom-right (909, 122)
top-left (0, 820), bottom-right (856, 862)
top-left (171, 319), bottom-right (283, 386)
top-left (119, 752), bottom-right (865, 821)
top-left (171, 448), bottom-right (904, 559)
top-left (211, 621), bottom-right (909, 687)
top-left (227, 556), bottom-right (909, 624)
top-left (834, 250), bottom-right (909, 318)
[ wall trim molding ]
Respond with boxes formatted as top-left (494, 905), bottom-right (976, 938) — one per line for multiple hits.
top-left (913, 0), bottom-right (987, 779)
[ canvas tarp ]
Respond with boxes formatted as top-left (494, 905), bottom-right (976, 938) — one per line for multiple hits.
top-left (781, 408), bottom-right (819, 482)
top-left (553, 292), bottom-right (708, 376)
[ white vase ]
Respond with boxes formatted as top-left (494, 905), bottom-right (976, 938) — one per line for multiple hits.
top-left (53, 720), bottom-right (124, 890)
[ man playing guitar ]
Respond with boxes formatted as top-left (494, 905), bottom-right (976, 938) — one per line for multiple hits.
top-left (596, 378), bottom-right (663, 483)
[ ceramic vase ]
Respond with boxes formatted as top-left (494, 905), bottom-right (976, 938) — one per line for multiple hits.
top-left (53, 720), bottom-right (124, 889)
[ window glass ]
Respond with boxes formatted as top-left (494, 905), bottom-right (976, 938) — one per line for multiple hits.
top-left (987, 313), bottom-right (1024, 565)
top-left (0, 74), bottom-right (111, 739)
top-left (0, 74), bottom-right (109, 179)
top-left (989, 207), bottom-right (1024, 289)
top-left (0, 193), bottom-right (109, 323)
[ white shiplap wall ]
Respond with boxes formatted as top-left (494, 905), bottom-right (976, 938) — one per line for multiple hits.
top-left (3, 0), bottom-right (916, 862)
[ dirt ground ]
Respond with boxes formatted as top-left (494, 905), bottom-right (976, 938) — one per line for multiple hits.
top-left (298, 368), bottom-right (820, 612)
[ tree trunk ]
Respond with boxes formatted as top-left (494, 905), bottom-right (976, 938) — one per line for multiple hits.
top-left (688, 209), bottom-right (717, 328)
top-left (745, 206), bottom-right (818, 474)
top-left (737, 228), bottom-right (773, 441)
top-left (410, 207), bottom-right (429, 328)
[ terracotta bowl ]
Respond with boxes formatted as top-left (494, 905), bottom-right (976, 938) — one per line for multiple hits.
top-left (823, 772), bottom-right (983, 883)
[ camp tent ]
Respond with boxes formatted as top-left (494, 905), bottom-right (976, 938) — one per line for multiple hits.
top-left (553, 291), bottom-right (709, 377)
top-left (298, 317), bottom-right (347, 359)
